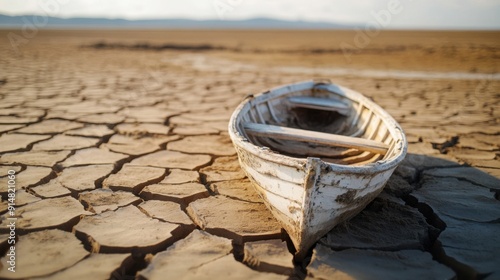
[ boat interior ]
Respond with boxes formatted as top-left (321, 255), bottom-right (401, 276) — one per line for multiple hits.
top-left (237, 85), bottom-right (398, 166)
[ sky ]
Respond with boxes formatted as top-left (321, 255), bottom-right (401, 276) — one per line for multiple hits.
top-left (1, 0), bottom-right (499, 29)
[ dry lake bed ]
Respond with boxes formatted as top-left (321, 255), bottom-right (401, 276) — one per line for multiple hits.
top-left (0, 29), bottom-right (499, 279)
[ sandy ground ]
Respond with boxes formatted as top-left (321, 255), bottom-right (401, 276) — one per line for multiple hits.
top-left (0, 29), bottom-right (499, 279)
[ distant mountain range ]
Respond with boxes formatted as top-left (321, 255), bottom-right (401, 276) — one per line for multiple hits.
top-left (0, 14), bottom-right (355, 29)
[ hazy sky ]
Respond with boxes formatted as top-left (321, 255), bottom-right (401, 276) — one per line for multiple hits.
top-left (1, 0), bottom-right (499, 29)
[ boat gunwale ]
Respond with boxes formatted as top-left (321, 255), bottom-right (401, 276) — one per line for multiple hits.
top-left (228, 80), bottom-right (408, 174)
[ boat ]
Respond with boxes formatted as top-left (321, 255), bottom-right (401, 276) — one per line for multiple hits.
top-left (228, 80), bottom-right (407, 260)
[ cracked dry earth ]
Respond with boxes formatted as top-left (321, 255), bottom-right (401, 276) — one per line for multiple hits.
top-left (0, 33), bottom-right (499, 280)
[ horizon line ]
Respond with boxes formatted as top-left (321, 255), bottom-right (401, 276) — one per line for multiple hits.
top-left (0, 13), bottom-right (499, 31)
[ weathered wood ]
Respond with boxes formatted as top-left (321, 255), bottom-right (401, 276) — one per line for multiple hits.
top-left (244, 123), bottom-right (389, 155)
top-left (228, 80), bottom-right (408, 261)
top-left (287, 96), bottom-right (350, 114)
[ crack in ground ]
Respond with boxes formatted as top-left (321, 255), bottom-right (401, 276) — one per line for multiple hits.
top-left (431, 241), bottom-right (479, 280)
top-left (403, 167), bottom-right (484, 279)
top-left (23, 167), bottom-right (58, 192)
top-left (112, 253), bottom-right (149, 280)
top-left (213, 193), bottom-right (262, 205)
top-left (235, 241), bottom-right (298, 278)
top-left (1, 133), bottom-right (55, 154)
top-left (111, 168), bottom-right (168, 196)
top-left (431, 136), bottom-right (459, 154)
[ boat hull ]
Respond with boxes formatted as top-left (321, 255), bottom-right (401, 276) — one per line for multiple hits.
top-left (228, 80), bottom-right (407, 260)
top-left (233, 140), bottom-right (397, 260)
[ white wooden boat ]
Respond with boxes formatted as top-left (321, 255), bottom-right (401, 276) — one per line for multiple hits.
top-left (228, 80), bottom-right (407, 260)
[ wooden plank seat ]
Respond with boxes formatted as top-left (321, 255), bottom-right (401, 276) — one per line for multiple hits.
top-left (287, 96), bottom-right (350, 115)
top-left (243, 123), bottom-right (389, 155)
